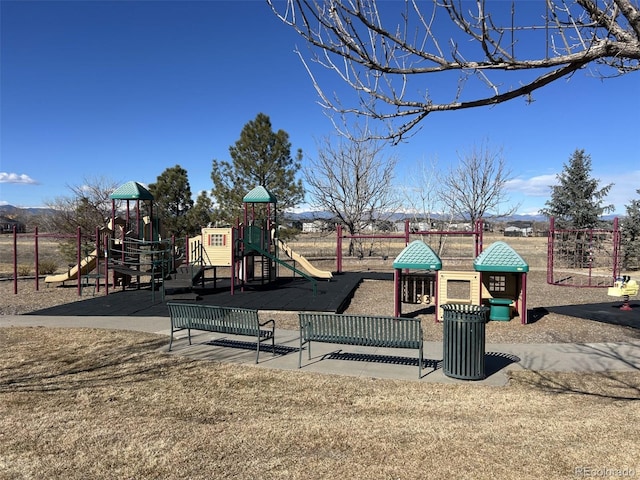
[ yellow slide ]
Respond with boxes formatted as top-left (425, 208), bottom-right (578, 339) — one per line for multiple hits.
top-left (45, 249), bottom-right (99, 284)
top-left (276, 238), bottom-right (333, 280)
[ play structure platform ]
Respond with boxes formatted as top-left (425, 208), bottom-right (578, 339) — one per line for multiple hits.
top-left (27, 272), bottom-right (387, 318)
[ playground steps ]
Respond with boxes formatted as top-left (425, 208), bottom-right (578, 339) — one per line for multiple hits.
top-left (164, 265), bottom-right (205, 295)
top-left (165, 291), bottom-right (201, 301)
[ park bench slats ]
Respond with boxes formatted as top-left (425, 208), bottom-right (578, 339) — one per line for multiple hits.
top-left (299, 312), bottom-right (424, 377)
top-left (167, 303), bottom-right (275, 363)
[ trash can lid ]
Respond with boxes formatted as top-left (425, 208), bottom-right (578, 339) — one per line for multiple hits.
top-left (441, 303), bottom-right (488, 312)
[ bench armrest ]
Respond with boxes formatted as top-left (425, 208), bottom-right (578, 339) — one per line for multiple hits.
top-left (259, 318), bottom-right (275, 329)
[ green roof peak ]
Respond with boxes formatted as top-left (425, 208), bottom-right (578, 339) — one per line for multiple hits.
top-left (393, 240), bottom-right (442, 270)
top-left (474, 241), bottom-right (529, 272)
top-left (243, 186), bottom-right (277, 203)
top-left (110, 181), bottom-right (154, 201)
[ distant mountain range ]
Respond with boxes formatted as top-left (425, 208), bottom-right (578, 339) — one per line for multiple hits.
top-left (285, 210), bottom-right (553, 223)
top-left (1, 204), bottom-right (619, 224)
top-left (0, 205), bottom-right (55, 217)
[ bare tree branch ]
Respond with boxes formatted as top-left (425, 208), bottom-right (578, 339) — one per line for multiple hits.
top-left (269, 0), bottom-right (640, 142)
top-left (438, 141), bottom-right (518, 224)
top-left (304, 126), bottom-right (399, 248)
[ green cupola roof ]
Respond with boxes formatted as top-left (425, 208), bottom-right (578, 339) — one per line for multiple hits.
top-left (243, 186), bottom-right (277, 204)
top-left (110, 181), bottom-right (154, 201)
top-left (393, 240), bottom-right (442, 270)
top-left (474, 241), bottom-right (529, 272)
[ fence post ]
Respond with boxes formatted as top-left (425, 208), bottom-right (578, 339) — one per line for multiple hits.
top-left (404, 219), bottom-right (410, 245)
top-left (336, 224), bottom-right (343, 274)
top-left (13, 225), bottom-right (17, 294)
top-left (77, 227), bottom-right (82, 296)
top-left (35, 226), bottom-right (39, 291)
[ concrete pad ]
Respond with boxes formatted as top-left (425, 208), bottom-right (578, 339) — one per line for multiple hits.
top-left (2, 315), bottom-right (639, 386)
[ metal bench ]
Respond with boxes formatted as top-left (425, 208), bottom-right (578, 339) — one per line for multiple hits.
top-left (167, 303), bottom-right (275, 363)
top-left (298, 312), bottom-right (424, 377)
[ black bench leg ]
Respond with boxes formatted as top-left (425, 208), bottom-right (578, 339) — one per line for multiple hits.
top-left (256, 339), bottom-right (260, 364)
top-left (298, 338), bottom-right (305, 368)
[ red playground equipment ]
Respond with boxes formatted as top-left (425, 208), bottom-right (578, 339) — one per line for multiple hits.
top-left (547, 216), bottom-right (620, 288)
top-left (187, 186), bottom-right (332, 296)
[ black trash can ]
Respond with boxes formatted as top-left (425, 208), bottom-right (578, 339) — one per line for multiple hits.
top-left (441, 304), bottom-right (489, 380)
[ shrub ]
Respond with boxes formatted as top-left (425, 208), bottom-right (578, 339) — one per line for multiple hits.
top-left (17, 265), bottom-right (31, 277)
top-left (38, 259), bottom-right (59, 275)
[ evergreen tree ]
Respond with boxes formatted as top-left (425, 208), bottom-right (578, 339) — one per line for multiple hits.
top-left (622, 189), bottom-right (640, 271)
top-left (148, 165), bottom-right (193, 238)
top-left (210, 113), bottom-right (304, 223)
top-left (541, 149), bottom-right (614, 229)
top-left (187, 191), bottom-right (215, 234)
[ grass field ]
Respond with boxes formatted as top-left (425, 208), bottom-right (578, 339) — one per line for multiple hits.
top-left (1, 327), bottom-right (638, 479)
top-left (0, 231), bottom-right (551, 278)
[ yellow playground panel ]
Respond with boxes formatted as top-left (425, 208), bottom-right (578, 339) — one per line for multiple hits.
top-left (607, 276), bottom-right (638, 311)
top-left (190, 227), bottom-right (234, 267)
top-left (437, 271), bottom-right (481, 320)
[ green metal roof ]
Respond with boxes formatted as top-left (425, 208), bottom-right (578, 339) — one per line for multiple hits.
top-left (474, 241), bottom-right (529, 273)
top-left (110, 181), bottom-right (154, 201)
top-left (393, 240), bottom-right (442, 270)
top-left (243, 186), bottom-right (277, 204)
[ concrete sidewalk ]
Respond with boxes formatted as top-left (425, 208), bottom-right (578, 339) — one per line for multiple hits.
top-left (2, 314), bottom-right (639, 386)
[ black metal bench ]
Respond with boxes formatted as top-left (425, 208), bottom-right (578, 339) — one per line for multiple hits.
top-left (298, 312), bottom-right (424, 377)
top-left (167, 303), bottom-right (275, 363)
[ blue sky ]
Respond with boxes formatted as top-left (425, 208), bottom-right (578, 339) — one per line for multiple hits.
top-left (1, 0), bottom-right (638, 216)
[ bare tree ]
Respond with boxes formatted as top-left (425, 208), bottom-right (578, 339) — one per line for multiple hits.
top-left (269, 0), bottom-right (640, 142)
top-left (400, 156), bottom-right (443, 227)
top-left (43, 176), bottom-right (121, 263)
top-left (305, 130), bottom-right (399, 255)
top-left (44, 176), bottom-right (120, 235)
top-left (400, 157), bottom-right (457, 255)
top-left (439, 142), bottom-right (517, 225)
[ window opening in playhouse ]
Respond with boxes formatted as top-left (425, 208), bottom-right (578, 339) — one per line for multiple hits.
top-left (447, 279), bottom-right (471, 301)
top-left (488, 275), bottom-right (507, 293)
top-left (208, 234), bottom-right (226, 247)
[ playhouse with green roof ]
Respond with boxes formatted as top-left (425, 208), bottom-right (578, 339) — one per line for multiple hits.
top-left (392, 240), bottom-right (443, 317)
top-left (473, 241), bottom-right (529, 324)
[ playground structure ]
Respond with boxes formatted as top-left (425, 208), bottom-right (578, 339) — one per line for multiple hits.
top-left (40, 181), bottom-right (175, 300)
top-left (11, 185), bottom-right (631, 323)
top-left (547, 217), bottom-right (621, 288)
top-left (11, 206), bottom-right (519, 317)
top-left (12, 183), bottom-right (332, 300)
top-left (392, 238), bottom-right (530, 324)
top-left (186, 186), bottom-right (332, 296)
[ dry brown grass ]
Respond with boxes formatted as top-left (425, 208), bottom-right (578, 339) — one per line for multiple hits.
top-left (1, 327), bottom-right (638, 479)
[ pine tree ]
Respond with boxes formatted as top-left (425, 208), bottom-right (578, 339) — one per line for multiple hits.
top-left (148, 165), bottom-right (193, 238)
top-left (187, 191), bottom-right (215, 234)
top-left (541, 149), bottom-right (614, 229)
top-left (622, 189), bottom-right (640, 271)
top-left (210, 113), bottom-right (304, 223)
